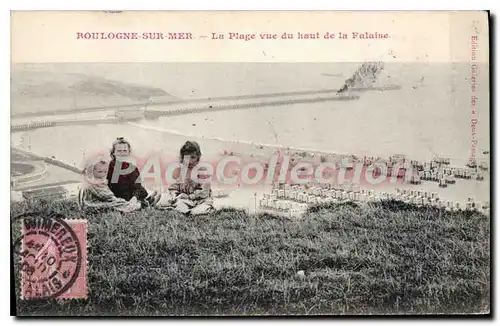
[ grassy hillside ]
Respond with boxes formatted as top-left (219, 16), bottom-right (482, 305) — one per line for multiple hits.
top-left (11, 200), bottom-right (490, 316)
top-left (11, 69), bottom-right (175, 115)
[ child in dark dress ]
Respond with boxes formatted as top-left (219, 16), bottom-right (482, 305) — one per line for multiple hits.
top-left (106, 137), bottom-right (150, 203)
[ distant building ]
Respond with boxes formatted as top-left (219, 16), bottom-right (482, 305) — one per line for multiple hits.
top-left (11, 191), bottom-right (23, 202)
top-left (22, 186), bottom-right (68, 202)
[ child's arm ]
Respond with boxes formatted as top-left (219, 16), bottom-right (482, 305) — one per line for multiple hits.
top-left (188, 182), bottom-right (212, 200)
top-left (131, 167), bottom-right (149, 200)
top-left (167, 182), bottom-right (181, 197)
top-left (89, 185), bottom-right (127, 203)
top-left (167, 168), bottom-right (184, 197)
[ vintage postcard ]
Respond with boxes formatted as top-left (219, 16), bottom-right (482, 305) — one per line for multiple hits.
top-left (10, 11), bottom-right (490, 316)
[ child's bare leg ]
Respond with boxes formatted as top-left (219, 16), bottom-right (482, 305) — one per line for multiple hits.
top-left (174, 199), bottom-right (194, 214)
top-left (190, 203), bottom-right (215, 215)
top-left (154, 192), bottom-right (175, 209)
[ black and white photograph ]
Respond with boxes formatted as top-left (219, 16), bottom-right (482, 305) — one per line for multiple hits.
top-left (10, 10), bottom-right (491, 316)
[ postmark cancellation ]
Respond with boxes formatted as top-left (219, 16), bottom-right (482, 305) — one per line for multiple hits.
top-left (16, 215), bottom-right (88, 300)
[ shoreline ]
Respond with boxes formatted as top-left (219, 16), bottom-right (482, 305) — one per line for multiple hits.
top-left (11, 121), bottom-right (490, 206)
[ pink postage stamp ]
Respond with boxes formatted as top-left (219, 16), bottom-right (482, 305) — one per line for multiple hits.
top-left (18, 216), bottom-right (87, 300)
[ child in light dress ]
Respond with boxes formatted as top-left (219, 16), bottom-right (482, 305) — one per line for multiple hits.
top-left (78, 160), bottom-right (142, 213)
top-left (166, 141), bottom-right (215, 215)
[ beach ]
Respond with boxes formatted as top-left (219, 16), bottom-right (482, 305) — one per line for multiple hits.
top-left (10, 62), bottom-right (490, 206)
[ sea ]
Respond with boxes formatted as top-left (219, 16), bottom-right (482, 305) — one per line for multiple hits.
top-left (11, 63), bottom-right (491, 205)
